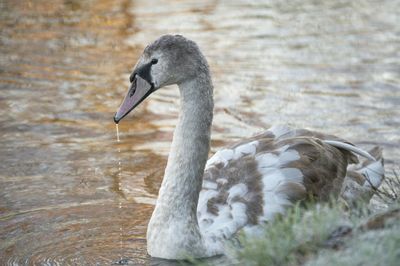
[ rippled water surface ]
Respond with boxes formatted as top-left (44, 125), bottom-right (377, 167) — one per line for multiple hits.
top-left (1, 0), bottom-right (399, 264)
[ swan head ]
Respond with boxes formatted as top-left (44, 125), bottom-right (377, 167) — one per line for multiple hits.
top-left (114, 34), bottom-right (207, 123)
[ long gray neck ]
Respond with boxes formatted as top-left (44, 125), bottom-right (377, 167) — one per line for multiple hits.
top-left (161, 73), bottom-right (213, 212)
top-left (146, 72), bottom-right (214, 259)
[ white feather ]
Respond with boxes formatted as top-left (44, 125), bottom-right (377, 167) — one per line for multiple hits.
top-left (203, 180), bottom-right (218, 190)
top-left (256, 153), bottom-right (279, 168)
top-left (227, 184), bottom-right (248, 203)
top-left (323, 140), bottom-right (376, 161)
top-left (269, 125), bottom-right (292, 138)
top-left (361, 159), bottom-right (385, 188)
top-left (206, 149), bottom-right (234, 168)
top-left (278, 149), bottom-right (301, 164)
top-left (233, 141), bottom-right (258, 160)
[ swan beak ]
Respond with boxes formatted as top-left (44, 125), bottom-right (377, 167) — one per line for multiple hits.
top-left (114, 75), bottom-right (153, 124)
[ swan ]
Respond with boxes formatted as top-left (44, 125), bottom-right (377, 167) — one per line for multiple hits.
top-left (113, 35), bottom-right (385, 260)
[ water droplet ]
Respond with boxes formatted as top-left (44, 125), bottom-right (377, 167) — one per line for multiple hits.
top-left (115, 123), bottom-right (124, 258)
top-left (116, 124), bottom-right (120, 142)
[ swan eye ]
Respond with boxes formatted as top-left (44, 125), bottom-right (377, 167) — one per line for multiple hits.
top-left (151, 58), bottom-right (158, 65)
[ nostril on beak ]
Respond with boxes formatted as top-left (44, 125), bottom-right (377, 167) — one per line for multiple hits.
top-left (129, 78), bottom-right (137, 97)
top-left (129, 88), bottom-right (136, 97)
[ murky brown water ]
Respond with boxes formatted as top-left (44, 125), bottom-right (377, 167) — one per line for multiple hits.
top-left (1, 0), bottom-right (399, 265)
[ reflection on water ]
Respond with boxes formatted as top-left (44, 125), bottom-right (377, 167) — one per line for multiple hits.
top-left (0, 0), bottom-right (399, 264)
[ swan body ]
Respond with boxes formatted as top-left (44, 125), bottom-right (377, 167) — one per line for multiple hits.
top-left (114, 35), bottom-right (385, 259)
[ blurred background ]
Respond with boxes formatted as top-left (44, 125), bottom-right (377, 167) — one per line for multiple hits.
top-left (0, 0), bottom-right (399, 264)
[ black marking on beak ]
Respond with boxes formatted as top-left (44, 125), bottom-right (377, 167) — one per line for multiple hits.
top-left (129, 72), bottom-right (135, 83)
top-left (132, 61), bottom-right (153, 85)
top-left (129, 78), bottom-right (137, 97)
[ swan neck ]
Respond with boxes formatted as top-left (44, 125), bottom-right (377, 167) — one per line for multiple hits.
top-left (163, 74), bottom-right (213, 211)
top-left (159, 74), bottom-right (213, 211)
top-left (146, 73), bottom-right (214, 258)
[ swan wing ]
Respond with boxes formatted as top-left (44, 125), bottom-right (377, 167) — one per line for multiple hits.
top-left (197, 125), bottom-right (375, 246)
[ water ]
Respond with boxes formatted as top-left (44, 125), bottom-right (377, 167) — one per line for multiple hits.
top-left (0, 0), bottom-right (399, 264)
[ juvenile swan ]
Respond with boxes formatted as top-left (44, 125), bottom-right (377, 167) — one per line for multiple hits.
top-left (114, 35), bottom-right (385, 260)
